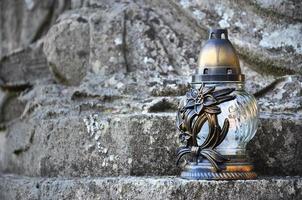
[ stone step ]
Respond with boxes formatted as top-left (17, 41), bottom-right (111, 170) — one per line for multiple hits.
top-left (1, 111), bottom-right (301, 177)
top-left (0, 174), bottom-right (301, 200)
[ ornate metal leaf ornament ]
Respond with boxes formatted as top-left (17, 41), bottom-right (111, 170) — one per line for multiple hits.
top-left (176, 86), bottom-right (236, 172)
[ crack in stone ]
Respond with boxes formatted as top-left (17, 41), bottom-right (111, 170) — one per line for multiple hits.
top-left (30, 0), bottom-right (71, 43)
top-left (246, 0), bottom-right (302, 23)
top-left (13, 129), bottom-right (35, 155)
top-left (253, 77), bottom-right (287, 98)
top-left (122, 11), bottom-right (130, 73)
top-left (30, 1), bottom-right (56, 43)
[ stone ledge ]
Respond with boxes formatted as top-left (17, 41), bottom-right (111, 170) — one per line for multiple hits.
top-left (0, 174), bottom-right (301, 200)
top-left (1, 112), bottom-right (301, 177)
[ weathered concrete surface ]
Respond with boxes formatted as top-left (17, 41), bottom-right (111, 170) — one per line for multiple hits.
top-left (0, 112), bottom-right (180, 177)
top-left (0, 43), bottom-right (49, 89)
top-left (40, 0), bottom-right (302, 103)
top-left (0, 109), bottom-right (301, 177)
top-left (43, 10), bottom-right (90, 85)
top-left (248, 112), bottom-right (302, 176)
top-left (0, 0), bottom-right (70, 58)
top-left (0, 92), bottom-right (26, 124)
top-left (0, 175), bottom-right (301, 200)
top-left (172, 0), bottom-right (302, 75)
top-left (43, 1), bottom-right (203, 86)
top-left (249, 0), bottom-right (302, 21)
top-left (42, 0), bottom-right (296, 88)
top-left (256, 75), bottom-right (302, 112)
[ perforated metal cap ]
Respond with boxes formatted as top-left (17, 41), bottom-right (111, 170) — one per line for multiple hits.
top-left (192, 29), bottom-right (245, 83)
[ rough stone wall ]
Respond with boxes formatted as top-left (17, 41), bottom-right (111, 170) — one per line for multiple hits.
top-left (0, 0), bottom-right (71, 58)
top-left (1, 176), bottom-right (302, 200)
top-left (0, 0), bottom-right (301, 179)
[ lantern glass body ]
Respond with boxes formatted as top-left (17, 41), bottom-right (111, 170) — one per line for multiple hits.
top-left (192, 82), bottom-right (258, 156)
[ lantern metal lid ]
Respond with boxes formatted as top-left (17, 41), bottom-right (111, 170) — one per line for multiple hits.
top-left (192, 29), bottom-right (245, 83)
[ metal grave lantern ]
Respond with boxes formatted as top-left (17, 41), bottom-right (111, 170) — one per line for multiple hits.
top-left (176, 29), bottom-right (258, 180)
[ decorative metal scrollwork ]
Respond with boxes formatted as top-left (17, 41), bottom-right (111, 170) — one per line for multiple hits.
top-left (176, 86), bottom-right (236, 172)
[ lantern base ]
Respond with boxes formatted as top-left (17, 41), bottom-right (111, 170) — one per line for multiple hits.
top-left (180, 159), bottom-right (257, 180)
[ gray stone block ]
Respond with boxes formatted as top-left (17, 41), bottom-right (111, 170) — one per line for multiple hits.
top-left (0, 111), bottom-right (301, 177)
top-left (43, 10), bottom-right (90, 86)
top-left (0, 175), bottom-right (302, 200)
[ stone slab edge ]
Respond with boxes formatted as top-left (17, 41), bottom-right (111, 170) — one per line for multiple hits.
top-left (0, 174), bottom-right (301, 200)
